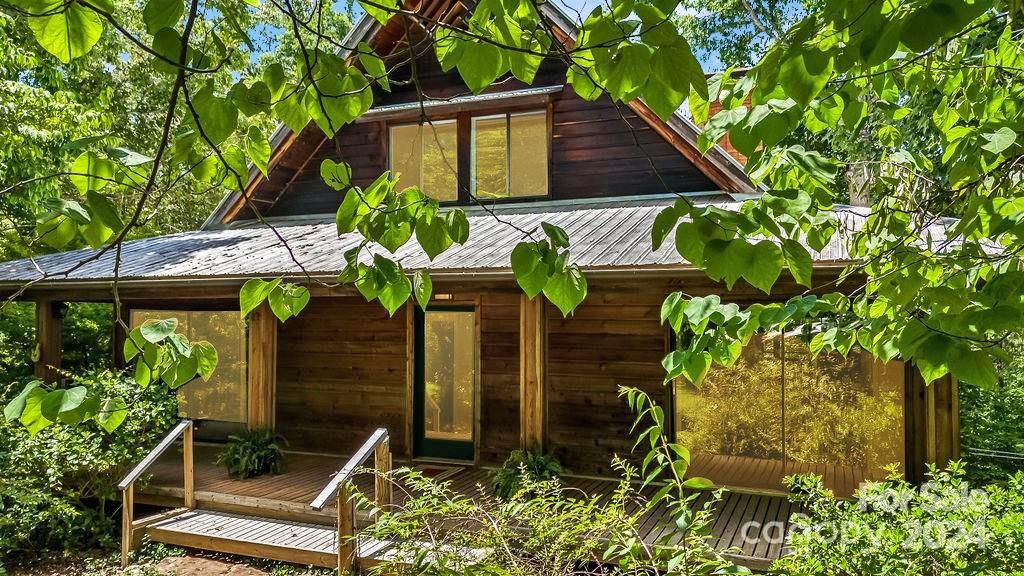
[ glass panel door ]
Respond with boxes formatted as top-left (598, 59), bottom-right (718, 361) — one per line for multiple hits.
top-left (414, 307), bottom-right (476, 460)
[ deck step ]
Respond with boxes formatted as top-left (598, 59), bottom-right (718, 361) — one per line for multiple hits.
top-left (141, 509), bottom-right (395, 569)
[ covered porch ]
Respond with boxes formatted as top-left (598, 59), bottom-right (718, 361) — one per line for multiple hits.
top-left (135, 442), bottom-right (802, 570)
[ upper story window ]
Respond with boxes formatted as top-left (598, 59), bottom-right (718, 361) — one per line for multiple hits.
top-left (387, 109), bottom-right (549, 203)
top-left (390, 120), bottom-right (459, 202)
top-left (471, 111), bottom-right (548, 200)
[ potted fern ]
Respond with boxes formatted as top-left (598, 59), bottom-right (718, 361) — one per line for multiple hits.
top-left (215, 428), bottom-right (284, 479)
top-left (492, 447), bottom-right (563, 499)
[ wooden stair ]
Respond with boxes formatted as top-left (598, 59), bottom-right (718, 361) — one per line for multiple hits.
top-left (120, 424), bottom-right (396, 573)
top-left (140, 509), bottom-right (396, 569)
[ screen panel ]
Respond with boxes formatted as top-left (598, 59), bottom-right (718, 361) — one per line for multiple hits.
top-left (130, 310), bottom-right (247, 423)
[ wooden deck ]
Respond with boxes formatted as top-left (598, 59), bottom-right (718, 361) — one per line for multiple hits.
top-left (138, 445), bottom-right (802, 570)
top-left (689, 452), bottom-right (869, 498)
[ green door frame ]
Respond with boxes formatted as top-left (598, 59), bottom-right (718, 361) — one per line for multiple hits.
top-left (413, 305), bottom-right (477, 461)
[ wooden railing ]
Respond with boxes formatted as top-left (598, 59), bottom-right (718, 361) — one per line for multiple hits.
top-left (118, 419), bottom-right (194, 568)
top-left (311, 428), bottom-right (391, 574)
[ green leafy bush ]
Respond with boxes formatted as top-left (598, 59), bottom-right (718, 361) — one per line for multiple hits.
top-left (492, 447), bottom-right (563, 499)
top-left (0, 370), bottom-right (177, 558)
top-left (960, 335), bottom-right (1024, 484)
top-left (216, 428), bottom-right (284, 479)
top-left (360, 462), bottom-right (740, 576)
top-left (773, 462), bottom-right (1024, 575)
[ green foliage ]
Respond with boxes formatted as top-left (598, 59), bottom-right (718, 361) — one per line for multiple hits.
top-left (774, 463), bottom-right (1024, 575)
top-left (491, 448), bottom-right (563, 499)
top-left (960, 335), bottom-right (1024, 484)
top-left (0, 370), bottom-right (177, 558)
top-left (61, 302), bottom-right (113, 375)
top-left (0, 302), bottom-right (35, 384)
top-left (511, 223), bottom-right (588, 316)
top-left (358, 463), bottom-right (740, 576)
top-left (239, 278), bottom-right (310, 322)
top-left (215, 428), bottom-right (284, 480)
top-left (3, 313), bottom-right (214, 434)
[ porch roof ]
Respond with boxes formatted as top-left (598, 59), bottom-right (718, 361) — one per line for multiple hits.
top-left (0, 196), bottom-right (947, 287)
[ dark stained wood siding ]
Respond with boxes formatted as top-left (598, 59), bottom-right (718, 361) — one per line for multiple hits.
top-left (476, 289), bottom-right (521, 465)
top-left (275, 296), bottom-right (410, 455)
top-left (545, 281), bottom-right (669, 477)
top-left (544, 274), bottom-right (849, 477)
top-left (272, 283), bottom-right (519, 464)
top-left (238, 49), bottom-right (716, 220)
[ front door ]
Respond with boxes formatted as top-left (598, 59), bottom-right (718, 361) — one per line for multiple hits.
top-left (414, 306), bottom-right (477, 461)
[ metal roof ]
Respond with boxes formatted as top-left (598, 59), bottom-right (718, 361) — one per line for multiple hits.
top-left (0, 197), bottom-right (955, 286)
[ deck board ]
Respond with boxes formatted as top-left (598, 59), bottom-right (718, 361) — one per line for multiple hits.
top-left (139, 446), bottom-right (799, 569)
top-left (144, 510), bottom-right (402, 568)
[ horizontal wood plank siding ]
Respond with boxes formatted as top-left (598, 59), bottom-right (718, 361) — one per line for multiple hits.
top-left (546, 282), bottom-right (669, 477)
top-left (477, 289), bottom-right (521, 465)
top-left (275, 297), bottom-right (410, 455)
top-left (272, 284), bottom-right (519, 465)
top-left (239, 50), bottom-right (716, 220)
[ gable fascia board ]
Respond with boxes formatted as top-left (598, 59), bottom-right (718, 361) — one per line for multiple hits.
top-left (201, 14), bottom-right (381, 230)
top-left (202, 2), bottom-right (755, 229)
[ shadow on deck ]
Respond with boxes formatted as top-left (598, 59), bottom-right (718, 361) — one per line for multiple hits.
top-left (138, 445), bottom-right (802, 570)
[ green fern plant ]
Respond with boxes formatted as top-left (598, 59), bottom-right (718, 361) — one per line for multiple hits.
top-left (492, 447), bottom-right (562, 499)
top-left (215, 428), bottom-right (284, 479)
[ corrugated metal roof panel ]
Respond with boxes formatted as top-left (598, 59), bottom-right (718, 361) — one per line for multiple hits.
top-left (0, 198), bottom-right (955, 285)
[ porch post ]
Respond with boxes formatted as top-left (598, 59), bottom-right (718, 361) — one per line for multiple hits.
top-left (34, 299), bottom-right (64, 383)
top-left (519, 294), bottom-right (546, 450)
top-left (247, 302), bottom-right (277, 430)
top-left (906, 367), bottom-right (960, 484)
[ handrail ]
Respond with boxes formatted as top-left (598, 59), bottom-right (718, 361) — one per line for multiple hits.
top-left (120, 419), bottom-right (194, 569)
top-left (118, 419), bottom-right (193, 490)
top-left (311, 427), bottom-right (389, 510)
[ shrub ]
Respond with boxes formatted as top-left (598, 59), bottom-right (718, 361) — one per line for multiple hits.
top-left (492, 447), bottom-right (562, 499)
top-left (0, 370), bottom-right (177, 558)
top-left (216, 428), bottom-right (284, 479)
top-left (358, 461), bottom-right (741, 576)
top-left (959, 335), bottom-right (1024, 484)
top-left (772, 462), bottom-right (1024, 575)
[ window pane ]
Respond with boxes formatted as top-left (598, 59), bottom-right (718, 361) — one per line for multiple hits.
top-left (784, 339), bottom-right (905, 491)
top-left (422, 311), bottom-right (475, 441)
top-left (674, 331), bottom-right (907, 497)
top-left (390, 124), bottom-right (422, 195)
top-left (472, 116), bottom-right (508, 199)
top-left (130, 310), bottom-right (247, 423)
top-left (675, 334), bottom-right (785, 492)
top-left (390, 122), bottom-right (458, 201)
top-left (509, 112), bottom-right (548, 197)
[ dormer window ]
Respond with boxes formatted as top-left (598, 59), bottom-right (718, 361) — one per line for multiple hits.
top-left (387, 109), bottom-right (549, 203)
top-left (390, 120), bottom-right (459, 202)
top-left (471, 111), bottom-right (548, 199)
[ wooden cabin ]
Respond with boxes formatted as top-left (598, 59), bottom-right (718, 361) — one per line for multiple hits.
top-left (0, 1), bottom-right (960, 571)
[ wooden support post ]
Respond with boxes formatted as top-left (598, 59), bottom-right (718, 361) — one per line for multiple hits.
top-left (183, 421), bottom-right (195, 509)
top-left (34, 300), bottom-right (64, 383)
top-left (337, 485), bottom-right (355, 575)
top-left (374, 437), bottom-right (392, 509)
top-left (520, 295), bottom-right (546, 450)
top-left (121, 484), bottom-right (134, 568)
top-left (247, 302), bottom-right (278, 430)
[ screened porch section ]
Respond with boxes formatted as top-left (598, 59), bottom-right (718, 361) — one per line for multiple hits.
top-left (675, 334), bottom-right (906, 498)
